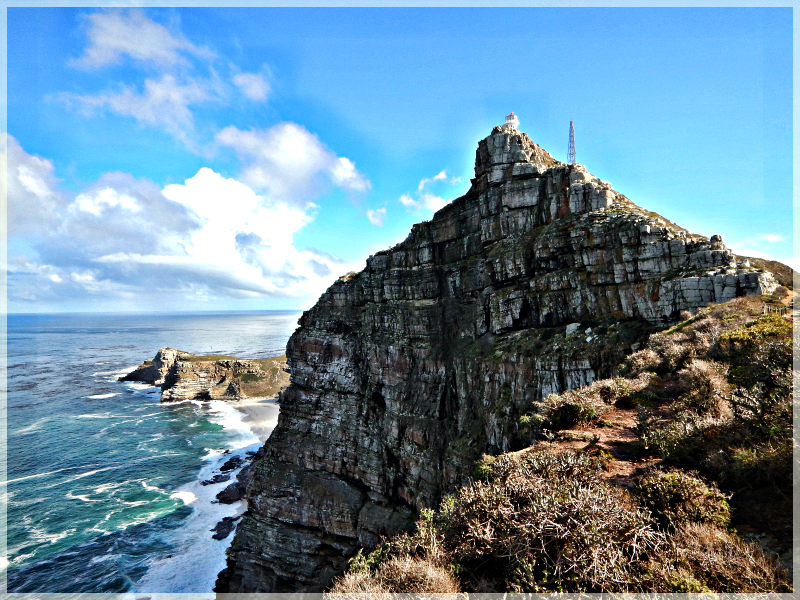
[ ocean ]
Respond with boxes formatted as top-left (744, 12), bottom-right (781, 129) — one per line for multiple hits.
top-left (4, 310), bottom-right (302, 593)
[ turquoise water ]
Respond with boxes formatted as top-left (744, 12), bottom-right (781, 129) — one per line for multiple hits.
top-left (5, 311), bottom-right (301, 592)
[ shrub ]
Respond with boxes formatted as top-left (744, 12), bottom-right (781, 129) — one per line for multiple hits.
top-left (674, 359), bottom-right (729, 418)
top-left (547, 401), bottom-right (597, 430)
top-left (542, 374), bottom-right (652, 423)
top-left (328, 555), bottom-right (461, 594)
top-left (648, 522), bottom-right (790, 592)
top-left (633, 407), bottom-right (701, 461)
top-left (727, 439), bottom-right (793, 492)
top-left (473, 454), bottom-right (497, 481)
top-left (440, 450), bottom-right (663, 592)
top-left (637, 469), bottom-right (731, 531)
top-left (646, 330), bottom-right (692, 372)
top-left (623, 348), bottom-right (661, 374)
top-left (717, 314), bottom-right (791, 364)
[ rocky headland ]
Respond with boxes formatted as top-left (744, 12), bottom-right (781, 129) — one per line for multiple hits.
top-left (215, 123), bottom-right (781, 592)
top-left (120, 348), bottom-right (290, 402)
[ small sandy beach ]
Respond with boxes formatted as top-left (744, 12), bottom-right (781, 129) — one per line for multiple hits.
top-left (233, 396), bottom-right (281, 443)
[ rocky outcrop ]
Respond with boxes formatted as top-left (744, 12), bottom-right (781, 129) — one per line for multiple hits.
top-left (119, 347), bottom-right (181, 386)
top-left (120, 349), bottom-right (290, 402)
top-left (216, 126), bottom-right (778, 592)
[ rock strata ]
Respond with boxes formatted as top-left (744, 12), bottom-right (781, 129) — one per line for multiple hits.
top-left (120, 350), bottom-right (290, 402)
top-left (216, 126), bottom-right (778, 592)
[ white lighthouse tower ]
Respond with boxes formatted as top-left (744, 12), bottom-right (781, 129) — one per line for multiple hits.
top-left (504, 112), bottom-right (519, 131)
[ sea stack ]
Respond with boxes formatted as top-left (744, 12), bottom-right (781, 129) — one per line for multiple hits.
top-left (215, 122), bottom-right (778, 592)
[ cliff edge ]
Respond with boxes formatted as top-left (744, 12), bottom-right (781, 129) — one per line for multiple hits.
top-left (215, 125), bottom-right (777, 592)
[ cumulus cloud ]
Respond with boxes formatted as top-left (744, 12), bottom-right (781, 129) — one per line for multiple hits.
top-left (70, 9), bottom-right (213, 69)
top-left (7, 139), bottom-right (354, 309)
top-left (61, 10), bottom-right (223, 147)
top-left (216, 123), bottom-right (370, 203)
top-left (232, 72), bottom-right (270, 101)
top-left (366, 207), bottom-right (387, 226)
top-left (331, 156), bottom-right (371, 192)
top-left (4, 134), bottom-right (67, 233)
top-left (60, 74), bottom-right (210, 142)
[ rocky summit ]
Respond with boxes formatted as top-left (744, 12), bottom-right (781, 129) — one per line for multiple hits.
top-left (215, 125), bottom-right (778, 592)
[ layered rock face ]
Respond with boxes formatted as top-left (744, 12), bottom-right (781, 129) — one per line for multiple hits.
top-left (121, 348), bottom-right (289, 402)
top-left (216, 127), bottom-right (777, 592)
top-left (119, 347), bottom-right (180, 387)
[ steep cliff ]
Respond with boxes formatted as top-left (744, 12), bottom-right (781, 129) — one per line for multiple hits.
top-left (216, 125), bottom-right (777, 592)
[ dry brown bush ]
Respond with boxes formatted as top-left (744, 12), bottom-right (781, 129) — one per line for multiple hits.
top-left (440, 450), bottom-right (663, 592)
top-left (675, 358), bottom-right (730, 419)
top-left (378, 556), bottom-right (461, 593)
top-left (623, 348), bottom-right (661, 374)
top-left (328, 570), bottom-right (389, 593)
top-left (328, 556), bottom-right (461, 595)
top-left (649, 522), bottom-right (791, 592)
top-left (646, 330), bottom-right (692, 372)
top-left (542, 373), bottom-right (653, 418)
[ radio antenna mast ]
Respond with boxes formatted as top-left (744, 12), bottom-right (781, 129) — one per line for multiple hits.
top-left (568, 121), bottom-right (576, 164)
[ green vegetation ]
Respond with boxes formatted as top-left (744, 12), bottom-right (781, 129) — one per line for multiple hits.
top-left (239, 373), bottom-right (264, 383)
top-left (329, 450), bottom-right (788, 593)
top-left (637, 469), bottom-right (731, 531)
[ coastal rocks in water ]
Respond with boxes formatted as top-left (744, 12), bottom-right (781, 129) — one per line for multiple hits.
top-left (216, 125), bottom-right (780, 592)
top-left (219, 456), bottom-right (244, 472)
top-left (216, 447), bottom-right (265, 504)
top-left (201, 473), bottom-right (232, 486)
top-left (120, 351), bottom-right (290, 403)
top-left (211, 516), bottom-right (241, 541)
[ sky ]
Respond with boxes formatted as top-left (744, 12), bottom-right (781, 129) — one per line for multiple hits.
top-left (5, 7), bottom-right (793, 313)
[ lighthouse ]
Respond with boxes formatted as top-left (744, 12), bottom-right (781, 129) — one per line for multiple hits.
top-left (504, 112), bottom-right (519, 130)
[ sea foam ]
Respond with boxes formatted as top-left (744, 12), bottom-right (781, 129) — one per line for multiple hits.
top-left (135, 401), bottom-right (264, 593)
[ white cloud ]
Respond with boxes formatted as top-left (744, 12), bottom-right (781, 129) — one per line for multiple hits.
top-left (73, 187), bottom-right (141, 216)
top-left (70, 9), bottom-right (213, 69)
top-left (760, 234), bottom-right (783, 243)
top-left (232, 72), bottom-right (270, 102)
top-left (9, 167), bottom-right (357, 307)
top-left (417, 169), bottom-right (447, 191)
top-left (399, 193), bottom-right (417, 208)
top-left (366, 207), bottom-right (387, 226)
top-left (417, 169), bottom-right (461, 191)
top-left (4, 134), bottom-right (67, 233)
top-left (398, 192), bottom-right (450, 213)
top-left (61, 74), bottom-right (209, 142)
top-left (732, 233), bottom-right (785, 247)
top-left (331, 156), bottom-right (371, 192)
top-left (216, 123), bottom-right (370, 203)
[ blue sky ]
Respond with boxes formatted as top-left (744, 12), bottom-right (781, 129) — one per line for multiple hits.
top-left (6, 7), bottom-right (793, 313)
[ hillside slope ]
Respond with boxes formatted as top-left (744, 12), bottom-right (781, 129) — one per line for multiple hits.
top-left (328, 295), bottom-right (793, 593)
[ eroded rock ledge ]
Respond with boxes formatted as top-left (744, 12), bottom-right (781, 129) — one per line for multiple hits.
top-left (215, 126), bottom-right (778, 592)
top-left (120, 348), bottom-right (290, 402)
